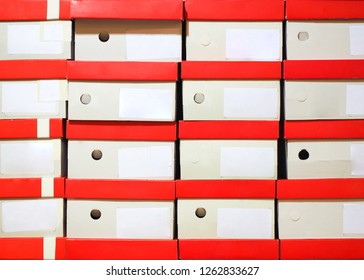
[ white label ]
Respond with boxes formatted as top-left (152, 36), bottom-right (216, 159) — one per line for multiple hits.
top-left (217, 208), bottom-right (273, 239)
top-left (350, 25), bottom-right (364, 56)
top-left (1, 200), bottom-right (58, 233)
top-left (39, 80), bottom-right (61, 102)
top-left (346, 85), bottom-right (364, 115)
top-left (7, 24), bottom-right (63, 55)
top-left (118, 145), bottom-right (173, 179)
top-left (220, 147), bottom-right (275, 178)
top-left (126, 34), bottom-right (181, 61)
top-left (226, 29), bottom-right (281, 61)
top-left (47, 0), bottom-right (60, 20)
top-left (0, 142), bottom-right (55, 175)
top-left (43, 24), bottom-right (63, 41)
top-left (116, 207), bottom-right (171, 239)
top-left (351, 144), bottom-right (364, 176)
top-left (224, 88), bottom-right (278, 119)
top-left (343, 203), bottom-right (364, 234)
top-left (119, 88), bottom-right (174, 120)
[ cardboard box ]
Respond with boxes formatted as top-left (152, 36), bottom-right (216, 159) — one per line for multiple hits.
top-left (74, 20), bottom-right (182, 61)
top-left (68, 140), bottom-right (174, 179)
top-left (183, 80), bottom-right (280, 120)
top-left (186, 21), bottom-right (282, 61)
top-left (0, 198), bottom-right (64, 237)
top-left (67, 200), bottom-right (174, 239)
top-left (0, 21), bottom-right (72, 60)
top-left (286, 21), bottom-right (364, 60)
top-left (69, 81), bottom-right (175, 121)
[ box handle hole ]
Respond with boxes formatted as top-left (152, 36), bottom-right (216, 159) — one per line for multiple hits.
top-left (90, 209), bottom-right (101, 220)
top-left (298, 149), bottom-right (309, 160)
top-left (99, 32), bottom-right (110, 42)
top-left (92, 149), bottom-right (103, 160)
top-left (80, 94), bottom-right (91, 105)
top-left (298, 32), bottom-right (309, 41)
top-left (195, 207), bottom-right (206, 218)
top-left (194, 93), bottom-right (205, 104)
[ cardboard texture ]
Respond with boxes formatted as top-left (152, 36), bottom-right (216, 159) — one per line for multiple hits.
top-left (186, 21), bottom-right (282, 61)
top-left (74, 20), bottom-right (181, 62)
top-left (183, 80), bottom-right (280, 120)
top-left (69, 81), bottom-right (175, 121)
top-left (178, 199), bottom-right (275, 239)
top-left (67, 200), bottom-right (174, 239)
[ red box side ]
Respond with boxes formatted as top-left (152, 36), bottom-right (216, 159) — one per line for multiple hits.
top-left (286, 0), bottom-right (364, 20)
top-left (66, 121), bottom-right (177, 141)
top-left (280, 239), bottom-right (364, 260)
top-left (285, 120), bottom-right (364, 139)
top-left (182, 61), bottom-right (282, 80)
top-left (55, 238), bottom-right (66, 260)
top-left (50, 119), bottom-right (65, 138)
top-left (66, 179), bottom-right (175, 200)
top-left (66, 239), bottom-right (178, 260)
top-left (176, 180), bottom-right (276, 198)
top-left (179, 239), bottom-right (279, 260)
top-left (0, 0), bottom-right (47, 20)
top-left (67, 61), bottom-right (178, 81)
top-left (179, 121), bottom-right (279, 139)
top-left (185, 0), bottom-right (284, 21)
top-left (278, 179), bottom-right (364, 199)
top-left (59, 0), bottom-right (72, 19)
top-left (0, 60), bottom-right (67, 80)
top-left (71, 0), bottom-right (183, 20)
top-left (0, 238), bottom-right (43, 260)
top-left (284, 60), bottom-right (364, 80)
top-left (54, 178), bottom-right (66, 198)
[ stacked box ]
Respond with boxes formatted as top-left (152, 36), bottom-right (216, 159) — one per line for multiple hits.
top-left (65, 0), bottom-right (183, 260)
top-left (280, 0), bottom-right (364, 259)
top-left (177, 0), bottom-right (284, 260)
top-left (0, 0), bottom-right (71, 259)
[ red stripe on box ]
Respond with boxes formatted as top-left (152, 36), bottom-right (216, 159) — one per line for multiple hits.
top-left (54, 238), bottom-right (66, 260)
top-left (176, 180), bottom-right (276, 198)
top-left (67, 61), bottom-right (178, 81)
top-left (66, 239), bottom-right (178, 260)
top-left (179, 239), bottom-right (279, 260)
top-left (49, 119), bottom-right (65, 138)
top-left (285, 120), bottom-right (364, 139)
top-left (179, 121), bottom-right (279, 139)
top-left (278, 179), bottom-right (364, 199)
top-left (66, 121), bottom-right (177, 141)
top-left (182, 61), bottom-right (282, 80)
top-left (66, 179), bottom-right (175, 200)
top-left (185, 0), bottom-right (284, 20)
top-left (280, 239), bottom-right (364, 260)
top-left (70, 0), bottom-right (183, 20)
top-left (0, 238), bottom-right (44, 260)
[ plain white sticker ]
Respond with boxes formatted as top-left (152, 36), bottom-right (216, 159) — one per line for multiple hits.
top-left (0, 142), bottom-right (55, 175)
top-left (1, 200), bottom-right (58, 233)
top-left (43, 24), bottom-right (64, 41)
top-left (343, 203), bottom-right (364, 235)
top-left (220, 147), bottom-right (275, 178)
top-left (126, 34), bottom-right (181, 61)
top-left (217, 208), bottom-right (273, 239)
top-left (118, 145), bottom-right (173, 179)
top-left (346, 85), bottom-right (364, 115)
top-left (350, 25), bottom-right (364, 56)
top-left (39, 80), bottom-right (61, 102)
top-left (224, 88), bottom-right (279, 119)
top-left (119, 88), bottom-right (174, 120)
top-left (226, 29), bottom-right (281, 61)
top-left (351, 144), bottom-right (364, 176)
top-left (116, 207), bottom-right (171, 239)
top-left (7, 24), bottom-right (63, 55)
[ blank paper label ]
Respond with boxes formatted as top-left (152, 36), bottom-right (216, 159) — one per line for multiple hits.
top-left (217, 208), bottom-right (273, 239)
top-left (226, 29), bottom-right (280, 61)
top-left (350, 25), bottom-right (364, 56)
top-left (351, 144), bottom-right (364, 176)
top-left (126, 34), bottom-right (181, 60)
top-left (220, 147), bottom-right (275, 178)
top-left (343, 203), bottom-right (364, 234)
top-left (0, 142), bottom-right (55, 175)
top-left (118, 146), bottom-right (173, 179)
top-left (346, 85), bottom-right (364, 115)
top-left (119, 88), bottom-right (174, 120)
top-left (1, 200), bottom-right (58, 233)
top-left (224, 88), bottom-right (278, 119)
top-left (43, 24), bottom-right (64, 41)
top-left (116, 207), bottom-right (171, 238)
top-left (39, 80), bottom-right (61, 102)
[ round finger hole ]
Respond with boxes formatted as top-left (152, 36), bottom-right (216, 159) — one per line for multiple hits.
top-left (80, 94), bottom-right (91, 105)
top-left (195, 207), bottom-right (206, 218)
top-left (298, 149), bottom-right (309, 160)
top-left (194, 93), bottom-right (205, 104)
top-left (92, 149), bottom-right (103, 160)
top-left (99, 32), bottom-right (110, 42)
top-left (298, 32), bottom-right (309, 41)
top-left (90, 209), bottom-right (101, 220)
